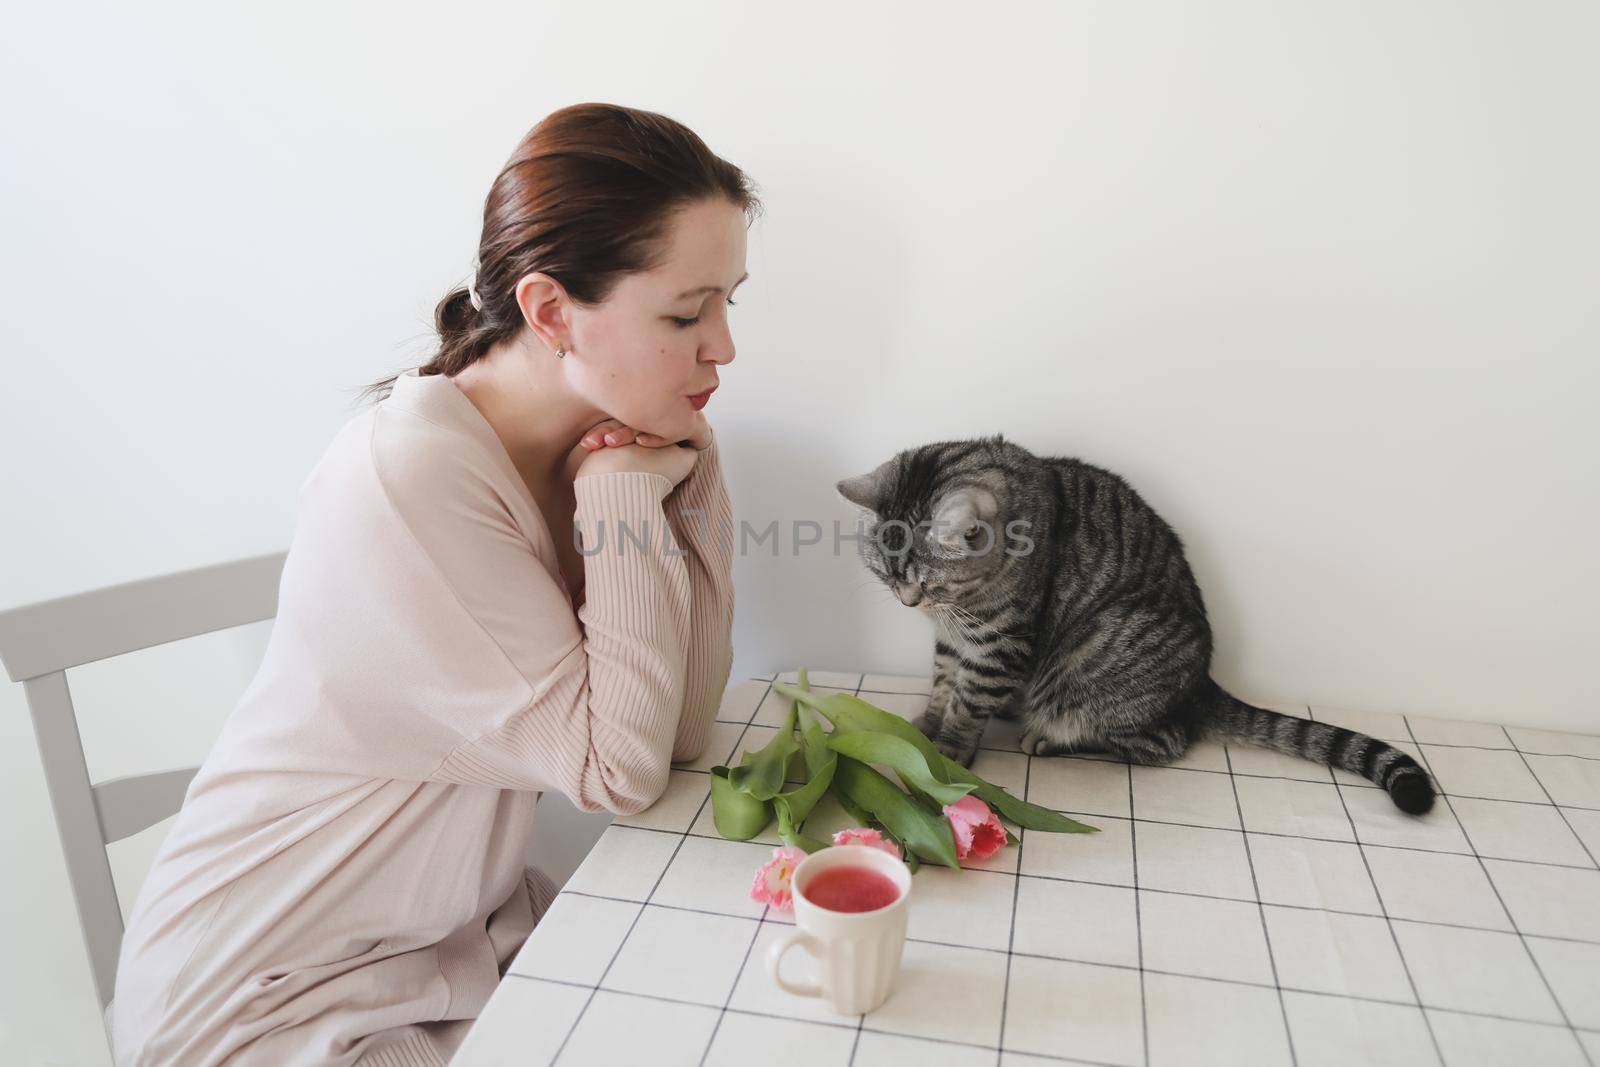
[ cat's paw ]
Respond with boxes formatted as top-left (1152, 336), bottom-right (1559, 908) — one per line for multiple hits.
top-left (912, 708), bottom-right (945, 739)
top-left (1019, 727), bottom-right (1050, 756)
top-left (936, 735), bottom-right (980, 768)
top-left (1020, 728), bottom-right (1098, 758)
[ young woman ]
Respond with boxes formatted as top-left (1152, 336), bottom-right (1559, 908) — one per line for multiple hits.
top-left (111, 102), bottom-right (755, 1066)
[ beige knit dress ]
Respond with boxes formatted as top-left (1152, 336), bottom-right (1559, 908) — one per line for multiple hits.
top-left (110, 368), bottom-right (735, 1066)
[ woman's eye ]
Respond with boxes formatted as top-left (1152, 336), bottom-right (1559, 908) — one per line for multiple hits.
top-left (671, 296), bottom-right (738, 329)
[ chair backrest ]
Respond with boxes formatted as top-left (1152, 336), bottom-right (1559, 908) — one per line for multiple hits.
top-left (0, 551), bottom-right (287, 1023)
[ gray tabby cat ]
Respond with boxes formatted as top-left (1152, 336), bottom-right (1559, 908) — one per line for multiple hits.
top-left (835, 433), bottom-right (1436, 815)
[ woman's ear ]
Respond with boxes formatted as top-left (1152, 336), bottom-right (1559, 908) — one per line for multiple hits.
top-left (514, 272), bottom-right (573, 352)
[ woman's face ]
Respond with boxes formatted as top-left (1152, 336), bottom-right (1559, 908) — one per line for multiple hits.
top-left (564, 198), bottom-right (748, 443)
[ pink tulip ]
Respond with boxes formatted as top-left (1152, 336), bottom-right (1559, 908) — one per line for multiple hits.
top-left (749, 845), bottom-right (808, 912)
top-left (831, 826), bottom-right (902, 858)
top-left (943, 795), bottom-right (1007, 862)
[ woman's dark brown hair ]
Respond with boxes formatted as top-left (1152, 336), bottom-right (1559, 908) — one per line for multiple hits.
top-left (359, 102), bottom-right (763, 405)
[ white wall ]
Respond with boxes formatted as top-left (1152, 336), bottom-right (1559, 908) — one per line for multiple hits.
top-left (3, 1), bottom-right (1596, 1062)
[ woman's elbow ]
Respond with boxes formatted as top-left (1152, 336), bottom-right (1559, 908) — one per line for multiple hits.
top-left (589, 758), bottom-right (673, 817)
top-left (671, 736), bottom-right (708, 766)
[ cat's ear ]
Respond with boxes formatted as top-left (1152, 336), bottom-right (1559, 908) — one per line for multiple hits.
top-left (836, 461), bottom-right (892, 512)
top-left (931, 484), bottom-right (1000, 551)
top-left (834, 473), bottom-right (878, 512)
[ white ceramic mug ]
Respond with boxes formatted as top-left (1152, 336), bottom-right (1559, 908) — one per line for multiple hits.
top-left (764, 845), bottom-right (913, 1015)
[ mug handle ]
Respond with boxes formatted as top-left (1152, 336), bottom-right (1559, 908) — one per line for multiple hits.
top-left (765, 928), bottom-right (825, 999)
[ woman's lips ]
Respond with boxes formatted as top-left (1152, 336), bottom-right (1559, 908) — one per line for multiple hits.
top-left (687, 387), bottom-right (715, 410)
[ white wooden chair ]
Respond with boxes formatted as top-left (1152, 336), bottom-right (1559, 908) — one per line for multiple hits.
top-left (0, 551), bottom-right (287, 1047)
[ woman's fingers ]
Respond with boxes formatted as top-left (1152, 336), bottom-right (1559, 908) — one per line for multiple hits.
top-left (580, 422), bottom-right (686, 450)
top-left (581, 419), bottom-right (626, 450)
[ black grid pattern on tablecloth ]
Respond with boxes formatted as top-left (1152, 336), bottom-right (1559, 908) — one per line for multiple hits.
top-left (514, 672), bottom-right (1599, 1067)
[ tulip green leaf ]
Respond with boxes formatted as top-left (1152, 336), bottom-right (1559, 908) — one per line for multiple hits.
top-left (874, 820), bottom-right (922, 874)
top-left (833, 784), bottom-right (875, 830)
top-left (728, 701), bottom-right (802, 801)
top-left (951, 772), bottom-right (1099, 835)
top-left (774, 684), bottom-right (951, 773)
top-left (824, 731), bottom-right (977, 806)
top-left (774, 801), bottom-right (831, 853)
top-left (771, 729), bottom-right (836, 830)
top-left (773, 680), bottom-right (1098, 835)
top-left (709, 766), bottom-right (774, 840)
top-left (831, 756), bottom-right (960, 870)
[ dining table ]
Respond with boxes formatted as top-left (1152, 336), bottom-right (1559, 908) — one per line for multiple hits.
top-left (449, 669), bottom-right (1600, 1066)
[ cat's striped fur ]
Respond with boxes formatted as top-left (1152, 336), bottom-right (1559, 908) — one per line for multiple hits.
top-left (836, 433), bottom-right (1435, 815)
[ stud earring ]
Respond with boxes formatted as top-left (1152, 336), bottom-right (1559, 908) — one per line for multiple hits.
top-left (556, 343), bottom-right (567, 359)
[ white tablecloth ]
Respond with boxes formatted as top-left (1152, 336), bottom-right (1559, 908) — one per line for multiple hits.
top-left (450, 671), bottom-right (1600, 1066)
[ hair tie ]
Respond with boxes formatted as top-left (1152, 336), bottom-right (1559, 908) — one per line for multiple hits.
top-left (466, 255), bottom-right (483, 312)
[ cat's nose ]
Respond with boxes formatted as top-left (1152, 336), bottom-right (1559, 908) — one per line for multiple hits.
top-left (895, 582), bottom-right (924, 607)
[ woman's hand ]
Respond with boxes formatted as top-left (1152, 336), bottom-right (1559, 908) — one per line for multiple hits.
top-left (580, 415), bottom-right (713, 452)
top-left (575, 438), bottom-right (698, 489)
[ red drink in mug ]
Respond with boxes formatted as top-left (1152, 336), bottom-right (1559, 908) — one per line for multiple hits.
top-left (765, 845), bottom-right (913, 1014)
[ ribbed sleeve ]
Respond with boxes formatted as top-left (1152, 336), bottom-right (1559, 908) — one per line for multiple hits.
top-left (430, 470), bottom-right (694, 813)
top-left (660, 435), bottom-right (736, 764)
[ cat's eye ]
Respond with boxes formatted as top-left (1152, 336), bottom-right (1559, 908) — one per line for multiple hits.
top-left (671, 296), bottom-right (738, 329)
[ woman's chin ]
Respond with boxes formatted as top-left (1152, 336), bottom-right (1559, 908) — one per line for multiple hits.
top-left (659, 410), bottom-right (706, 439)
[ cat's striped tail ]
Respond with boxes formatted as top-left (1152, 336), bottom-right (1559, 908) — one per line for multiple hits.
top-left (1201, 685), bottom-right (1436, 815)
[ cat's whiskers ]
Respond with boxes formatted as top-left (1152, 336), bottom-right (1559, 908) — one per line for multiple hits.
top-left (938, 601), bottom-right (1033, 641)
top-left (929, 604), bottom-right (984, 645)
